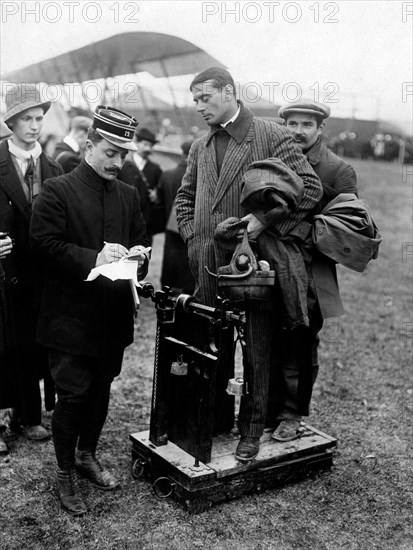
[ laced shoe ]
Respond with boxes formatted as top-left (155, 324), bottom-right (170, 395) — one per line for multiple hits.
top-left (76, 451), bottom-right (119, 491)
top-left (57, 468), bottom-right (87, 516)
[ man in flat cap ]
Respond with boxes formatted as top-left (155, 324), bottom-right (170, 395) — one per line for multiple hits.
top-left (30, 105), bottom-right (150, 516)
top-left (0, 83), bottom-right (62, 443)
top-left (176, 67), bottom-right (322, 462)
top-left (279, 99), bottom-right (357, 195)
top-left (266, 100), bottom-right (358, 442)
top-left (53, 115), bottom-right (93, 173)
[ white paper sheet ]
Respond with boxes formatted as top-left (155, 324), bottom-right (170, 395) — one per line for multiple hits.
top-left (85, 247), bottom-right (151, 286)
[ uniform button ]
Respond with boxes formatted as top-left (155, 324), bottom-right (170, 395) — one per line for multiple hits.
top-left (11, 277), bottom-right (18, 284)
top-left (317, 229), bottom-right (323, 235)
top-left (344, 247), bottom-right (351, 253)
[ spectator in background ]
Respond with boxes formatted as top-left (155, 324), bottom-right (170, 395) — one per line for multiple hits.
top-left (129, 127), bottom-right (163, 238)
top-left (158, 139), bottom-right (195, 295)
top-left (53, 116), bottom-right (93, 173)
top-left (0, 84), bottom-right (62, 442)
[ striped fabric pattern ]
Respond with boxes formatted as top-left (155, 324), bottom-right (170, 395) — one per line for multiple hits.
top-left (176, 113), bottom-right (322, 306)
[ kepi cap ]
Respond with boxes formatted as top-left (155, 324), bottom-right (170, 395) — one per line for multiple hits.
top-left (93, 105), bottom-right (138, 151)
top-left (278, 98), bottom-right (330, 120)
top-left (4, 83), bottom-right (51, 123)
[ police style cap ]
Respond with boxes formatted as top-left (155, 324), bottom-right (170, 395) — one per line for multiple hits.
top-left (92, 105), bottom-right (138, 151)
top-left (278, 99), bottom-right (331, 120)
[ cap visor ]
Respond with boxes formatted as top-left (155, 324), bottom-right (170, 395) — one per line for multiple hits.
top-left (97, 131), bottom-right (137, 151)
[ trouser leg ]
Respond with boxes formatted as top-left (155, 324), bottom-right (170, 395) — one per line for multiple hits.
top-left (49, 351), bottom-right (93, 470)
top-left (49, 349), bottom-right (124, 469)
top-left (77, 351), bottom-right (123, 453)
top-left (266, 305), bottom-right (324, 423)
top-left (237, 309), bottom-right (274, 438)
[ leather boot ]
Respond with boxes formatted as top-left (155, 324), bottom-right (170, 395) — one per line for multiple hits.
top-left (57, 468), bottom-right (87, 516)
top-left (235, 436), bottom-right (260, 462)
top-left (76, 451), bottom-right (119, 491)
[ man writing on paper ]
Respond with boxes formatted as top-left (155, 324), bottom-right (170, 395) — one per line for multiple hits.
top-left (30, 106), bottom-right (150, 516)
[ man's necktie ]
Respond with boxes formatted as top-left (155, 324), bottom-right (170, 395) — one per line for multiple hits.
top-left (24, 156), bottom-right (36, 204)
top-left (215, 128), bottom-right (231, 176)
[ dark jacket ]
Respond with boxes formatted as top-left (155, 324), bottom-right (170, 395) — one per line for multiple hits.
top-left (307, 138), bottom-right (357, 196)
top-left (30, 160), bottom-right (150, 357)
top-left (158, 159), bottom-right (195, 292)
top-left (305, 138), bottom-right (358, 318)
top-left (142, 158), bottom-right (162, 189)
top-left (120, 158), bottom-right (164, 237)
top-left (118, 160), bottom-right (149, 220)
top-left (0, 140), bottom-right (63, 350)
top-left (53, 141), bottom-right (82, 174)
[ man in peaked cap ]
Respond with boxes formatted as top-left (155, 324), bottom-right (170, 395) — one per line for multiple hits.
top-left (30, 105), bottom-right (150, 516)
top-left (0, 83), bottom-right (62, 444)
top-left (266, 100), bottom-right (358, 442)
top-left (53, 115), bottom-right (93, 173)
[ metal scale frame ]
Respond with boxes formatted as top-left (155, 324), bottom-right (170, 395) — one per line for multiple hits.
top-left (129, 284), bottom-right (336, 513)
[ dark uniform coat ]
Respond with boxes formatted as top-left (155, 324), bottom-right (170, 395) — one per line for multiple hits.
top-left (30, 160), bottom-right (150, 358)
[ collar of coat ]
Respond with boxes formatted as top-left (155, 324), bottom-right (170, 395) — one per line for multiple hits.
top-left (75, 159), bottom-right (117, 191)
top-left (304, 136), bottom-right (326, 166)
top-left (206, 101), bottom-right (253, 146)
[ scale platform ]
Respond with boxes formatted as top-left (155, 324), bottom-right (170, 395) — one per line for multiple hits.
top-left (130, 424), bottom-right (336, 513)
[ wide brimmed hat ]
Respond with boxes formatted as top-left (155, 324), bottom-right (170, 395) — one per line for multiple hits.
top-left (135, 127), bottom-right (158, 144)
top-left (278, 99), bottom-right (330, 120)
top-left (4, 83), bottom-right (51, 122)
top-left (0, 120), bottom-right (12, 139)
top-left (93, 105), bottom-right (138, 151)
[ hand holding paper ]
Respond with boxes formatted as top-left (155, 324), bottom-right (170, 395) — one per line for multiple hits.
top-left (86, 246), bottom-right (151, 285)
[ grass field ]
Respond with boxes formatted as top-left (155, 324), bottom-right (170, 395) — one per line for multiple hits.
top-left (0, 159), bottom-right (412, 550)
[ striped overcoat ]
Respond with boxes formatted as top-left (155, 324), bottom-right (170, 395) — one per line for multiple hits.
top-left (175, 105), bottom-right (323, 307)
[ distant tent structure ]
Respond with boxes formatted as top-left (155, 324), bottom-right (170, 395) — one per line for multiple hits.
top-left (2, 32), bottom-right (225, 135)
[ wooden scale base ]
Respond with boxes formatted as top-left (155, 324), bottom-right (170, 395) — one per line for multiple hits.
top-left (130, 287), bottom-right (337, 513)
top-left (130, 424), bottom-right (336, 513)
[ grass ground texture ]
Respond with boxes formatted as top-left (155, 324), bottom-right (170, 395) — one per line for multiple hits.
top-left (0, 159), bottom-right (412, 550)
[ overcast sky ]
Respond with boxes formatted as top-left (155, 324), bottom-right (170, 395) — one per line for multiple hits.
top-left (1, 0), bottom-right (412, 132)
